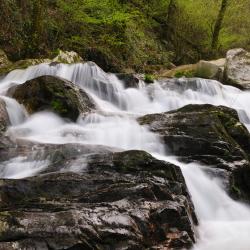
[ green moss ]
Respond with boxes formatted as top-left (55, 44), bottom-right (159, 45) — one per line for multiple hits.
top-left (51, 99), bottom-right (68, 114)
top-left (0, 59), bottom-right (47, 76)
top-left (231, 184), bottom-right (242, 198)
top-left (144, 74), bottom-right (155, 83)
top-left (174, 70), bottom-right (196, 78)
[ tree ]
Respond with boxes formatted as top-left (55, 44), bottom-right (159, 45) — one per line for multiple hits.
top-left (211, 0), bottom-right (229, 51)
top-left (31, 0), bottom-right (46, 52)
top-left (166, 0), bottom-right (176, 40)
top-left (18, 0), bottom-right (28, 16)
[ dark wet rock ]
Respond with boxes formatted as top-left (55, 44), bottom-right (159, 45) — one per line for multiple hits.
top-left (85, 48), bottom-right (122, 73)
top-left (0, 137), bottom-right (16, 164)
top-left (9, 76), bottom-right (95, 121)
top-left (0, 98), bottom-right (15, 161)
top-left (139, 104), bottom-right (250, 202)
top-left (0, 98), bottom-right (14, 161)
top-left (0, 148), bottom-right (197, 249)
top-left (116, 73), bottom-right (140, 88)
top-left (0, 98), bottom-right (10, 135)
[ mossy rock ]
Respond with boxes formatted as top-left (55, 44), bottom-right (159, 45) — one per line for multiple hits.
top-left (144, 74), bottom-right (155, 83)
top-left (10, 76), bottom-right (95, 121)
top-left (0, 50), bottom-right (83, 76)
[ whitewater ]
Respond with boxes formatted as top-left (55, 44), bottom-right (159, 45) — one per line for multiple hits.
top-left (1, 62), bottom-right (250, 249)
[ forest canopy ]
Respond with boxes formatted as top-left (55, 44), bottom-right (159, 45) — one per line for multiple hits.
top-left (0, 0), bottom-right (249, 72)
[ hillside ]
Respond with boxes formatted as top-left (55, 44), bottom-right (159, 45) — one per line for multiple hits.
top-left (1, 0), bottom-right (250, 73)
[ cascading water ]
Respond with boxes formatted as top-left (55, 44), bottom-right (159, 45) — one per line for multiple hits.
top-left (1, 62), bottom-right (250, 249)
top-left (155, 155), bottom-right (250, 250)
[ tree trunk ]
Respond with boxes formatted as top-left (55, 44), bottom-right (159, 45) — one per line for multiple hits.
top-left (32, 0), bottom-right (46, 52)
top-left (18, 0), bottom-right (28, 17)
top-left (211, 0), bottom-right (229, 51)
top-left (166, 0), bottom-right (176, 40)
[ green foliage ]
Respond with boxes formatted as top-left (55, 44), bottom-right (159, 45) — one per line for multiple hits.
top-left (174, 70), bottom-right (195, 78)
top-left (144, 74), bottom-right (155, 83)
top-left (51, 99), bottom-right (67, 114)
top-left (0, 0), bottom-right (250, 71)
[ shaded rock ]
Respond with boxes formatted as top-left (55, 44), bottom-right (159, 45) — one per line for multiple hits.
top-left (10, 76), bottom-right (95, 121)
top-left (116, 73), bottom-right (140, 88)
top-left (85, 47), bottom-right (122, 73)
top-left (0, 149), bottom-right (197, 249)
top-left (196, 58), bottom-right (225, 81)
top-left (139, 104), bottom-right (250, 202)
top-left (224, 48), bottom-right (250, 89)
top-left (0, 97), bottom-right (12, 166)
top-left (0, 98), bottom-right (10, 135)
top-left (0, 50), bottom-right (10, 69)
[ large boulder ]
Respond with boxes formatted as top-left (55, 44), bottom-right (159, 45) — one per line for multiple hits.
top-left (139, 104), bottom-right (250, 202)
top-left (10, 76), bottom-right (95, 121)
top-left (196, 58), bottom-right (225, 81)
top-left (224, 48), bottom-right (250, 89)
top-left (158, 59), bottom-right (226, 82)
top-left (0, 147), bottom-right (197, 249)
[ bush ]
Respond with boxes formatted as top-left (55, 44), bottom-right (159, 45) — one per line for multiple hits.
top-left (144, 74), bottom-right (155, 83)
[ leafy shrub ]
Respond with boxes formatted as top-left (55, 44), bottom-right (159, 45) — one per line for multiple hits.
top-left (144, 74), bottom-right (155, 83)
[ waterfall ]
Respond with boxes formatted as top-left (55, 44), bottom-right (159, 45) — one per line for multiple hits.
top-left (154, 155), bottom-right (250, 250)
top-left (1, 62), bottom-right (250, 249)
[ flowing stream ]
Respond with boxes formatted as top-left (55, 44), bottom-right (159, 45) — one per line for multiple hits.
top-left (1, 62), bottom-right (250, 249)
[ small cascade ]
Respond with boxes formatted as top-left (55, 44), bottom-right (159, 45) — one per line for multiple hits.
top-left (2, 62), bottom-right (250, 123)
top-left (154, 155), bottom-right (250, 250)
top-left (7, 111), bottom-right (164, 154)
top-left (0, 96), bottom-right (27, 125)
top-left (0, 156), bottom-right (50, 179)
top-left (150, 78), bottom-right (250, 127)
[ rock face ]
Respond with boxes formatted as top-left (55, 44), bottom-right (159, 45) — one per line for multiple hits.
top-left (224, 48), bottom-right (250, 89)
top-left (10, 76), bottom-right (95, 121)
top-left (139, 104), bottom-right (250, 202)
top-left (0, 146), bottom-right (197, 249)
